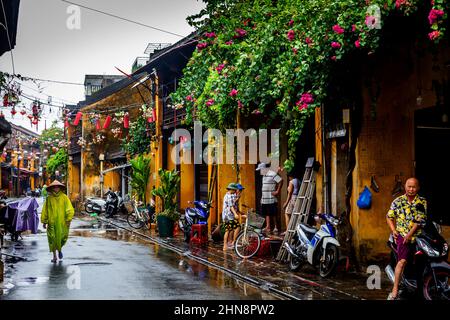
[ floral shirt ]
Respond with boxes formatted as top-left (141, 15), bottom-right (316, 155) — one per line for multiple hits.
top-left (387, 194), bottom-right (427, 242)
top-left (222, 192), bottom-right (238, 222)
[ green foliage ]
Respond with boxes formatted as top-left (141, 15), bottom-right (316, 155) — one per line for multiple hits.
top-left (122, 117), bottom-right (155, 156)
top-left (152, 169), bottom-right (181, 221)
top-left (172, 0), bottom-right (447, 164)
top-left (39, 121), bottom-right (65, 154)
top-left (130, 154), bottom-right (151, 204)
top-left (46, 148), bottom-right (68, 177)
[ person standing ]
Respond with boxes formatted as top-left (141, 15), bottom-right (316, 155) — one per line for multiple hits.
top-left (256, 163), bottom-right (283, 235)
top-left (41, 180), bottom-right (74, 263)
top-left (281, 171), bottom-right (299, 236)
top-left (222, 183), bottom-right (240, 251)
top-left (386, 177), bottom-right (427, 300)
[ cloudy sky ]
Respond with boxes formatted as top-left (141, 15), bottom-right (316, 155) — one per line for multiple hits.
top-left (0, 0), bottom-right (205, 132)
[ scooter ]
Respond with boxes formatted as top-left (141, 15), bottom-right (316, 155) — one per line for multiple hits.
top-left (85, 196), bottom-right (107, 215)
top-left (179, 200), bottom-right (212, 243)
top-left (105, 190), bottom-right (119, 218)
top-left (284, 213), bottom-right (341, 277)
top-left (385, 219), bottom-right (450, 300)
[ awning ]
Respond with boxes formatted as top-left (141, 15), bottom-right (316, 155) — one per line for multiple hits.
top-left (0, 0), bottom-right (20, 56)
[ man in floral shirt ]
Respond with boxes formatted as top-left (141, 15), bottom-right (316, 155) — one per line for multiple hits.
top-left (386, 177), bottom-right (427, 300)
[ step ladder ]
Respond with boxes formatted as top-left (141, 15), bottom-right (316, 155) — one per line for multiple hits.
top-left (276, 157), bottom-right (320, 262)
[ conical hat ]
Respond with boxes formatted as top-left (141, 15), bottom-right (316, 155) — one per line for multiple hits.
top-left (47, 180), bottom-right (66, 191)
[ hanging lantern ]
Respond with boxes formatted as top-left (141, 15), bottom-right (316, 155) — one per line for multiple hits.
top-left (123, 113), bottom-right (129, 129)
top-left (3, 94), bottom-right (8, 107)
top-left (27, 114), bottom-right (33, 120)
top-left (32, 119), bottom-right (38, 125)
top-left (95, 118), bottom-right (101, 131)
top-left (103, 115), bottom-right (112, 129)
top-left (152, 108), bottom-right (156, 121)
top-left (73, 111), bottom-right (82, 126)
top-left (10, 107), bottom-right (17, 117)
top-left (20, 109), bottom-right (26, 116)
top-left (64, 119), bottom-right (70, 128)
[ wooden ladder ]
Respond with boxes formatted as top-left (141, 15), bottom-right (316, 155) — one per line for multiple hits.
top-left (276, 157), bottom-right (320, 262)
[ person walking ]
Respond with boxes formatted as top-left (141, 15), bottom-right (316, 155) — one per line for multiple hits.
top-left (222, 183), bottom-right (240, 251)
top-left (41, 180), bottom-right (74, 263)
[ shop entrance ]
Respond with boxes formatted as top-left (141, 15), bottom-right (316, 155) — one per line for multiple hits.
top-left (415, 107), bottom-right (450, 225)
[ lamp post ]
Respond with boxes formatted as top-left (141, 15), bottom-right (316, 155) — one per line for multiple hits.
top-left (99, 153), bottom-right (105, 197)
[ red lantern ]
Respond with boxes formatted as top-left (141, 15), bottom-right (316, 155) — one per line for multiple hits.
top-left (73, 111), bottom-right (82, 126)
top-left (10, 108), bottom-right (17, 117)
top-left (3, 94), bottom-right (8, 107)
top-left (123, 113), bottom-right (129, 129)
top-left (95, 118), bottom-right (101, 130)
top-left (103, 115), bottom-right (112, 129)
top-left (27, 114), bottom-right (33, 120)
top-left (20, 109), bottom-right (26, 116)
top-left (32, 119), bottom-right (38, 125)
top-left (64, 119), bottom-right (70, 128)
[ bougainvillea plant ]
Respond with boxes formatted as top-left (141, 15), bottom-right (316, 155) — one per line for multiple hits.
top-left (171, 0), bottom-right (448, 170)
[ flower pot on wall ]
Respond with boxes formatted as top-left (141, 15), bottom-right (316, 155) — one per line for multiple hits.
top-left (157, 215), bottom-right (174, 237)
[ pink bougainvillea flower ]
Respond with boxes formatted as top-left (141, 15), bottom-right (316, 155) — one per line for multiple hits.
top-left (287, 30), bottom-right (295, 41)
top-left (429, 30), bottom-right (441, 40)
top-left (332, 24), bottom-right (345, 34)
top-left (331, 56), bottom-right (337, 61)
top-left (305, 37), bottom-right (313, 45)
top-left (252, 109), bottom-right (261, 115)
top-left (365, 16), bottom-right (378, 28)
top-left (205, 32), bottom-right (216, 38)
top-left (428, 9), bottom-right (445, 25)
top-left (395, 0), bottom-right (407, 8)
top-left (229, 89), bottom-right (238, 97)
top-left (225, 40), bottom-right (234, 45)
top-left (216, 63), bottom-right (225, 73)
top-left (352, 24), bottom-right (357, 32)
top-left (237, 100), bottom-right (243, 109)
top-left (331, 41), bottom-right (341, 49)
top-left (186, 95), bottom-right (194, 102)
top-left (295, 100), bottom-right (308, 111)
top-left (292, 47), bottom-right (298, 54)
top-left (300, 93), bottom-right (314, 105)
top-left (234, 28), bottom-right (247, 38)
top-left (355, 39), bottom-right (361, 48)
top-left (206, 99), bottom-right (215, 107)
top-left (288, 19), bottom-right (294, 26)
top-left (197, 42), bottom-right (208, 50)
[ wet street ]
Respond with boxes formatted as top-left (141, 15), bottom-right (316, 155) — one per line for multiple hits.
top-left (0, 198), bottom-right (277, 300)
top-left (1, 223), bottom-right (276, 300)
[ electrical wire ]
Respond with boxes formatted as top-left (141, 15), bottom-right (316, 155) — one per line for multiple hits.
top-left (60, 0), bottom-right (186, 38)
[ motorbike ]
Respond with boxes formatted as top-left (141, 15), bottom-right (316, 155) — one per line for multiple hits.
top-left (105, 190), bottom-right (119, 218)
top-left (284, 212), bottom-right (342, 278)
top-left (179, 200), bottom-right (212, 243)
top-left (85, 196), bottom-right (107, 215)
top-left (385, 219), bottom-right (450, 300)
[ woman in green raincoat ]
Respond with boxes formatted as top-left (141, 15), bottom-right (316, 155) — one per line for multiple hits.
top-left (41, 180), bottom-right (74, 263)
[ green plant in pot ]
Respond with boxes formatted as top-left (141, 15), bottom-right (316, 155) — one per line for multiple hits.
top-left (130, 154), bottom-right (151, 205)
top-left (152, 168), bottom-right (181, 237)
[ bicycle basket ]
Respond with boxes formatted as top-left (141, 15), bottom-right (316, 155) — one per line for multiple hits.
top-left (246, 212), bottom-right (265, 229)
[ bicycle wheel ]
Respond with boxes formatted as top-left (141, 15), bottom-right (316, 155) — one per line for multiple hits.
top-left (234, 230), bottom-right (261, 259)
top-left (127, 212), bottom-right (144, 229)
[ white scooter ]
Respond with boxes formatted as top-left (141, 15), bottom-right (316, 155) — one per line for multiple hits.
top-left (284, 213), bottom-right (342, 277)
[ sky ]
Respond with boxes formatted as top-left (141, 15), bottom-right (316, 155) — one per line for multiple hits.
top-left (0, 0), bottom-right (205, 133)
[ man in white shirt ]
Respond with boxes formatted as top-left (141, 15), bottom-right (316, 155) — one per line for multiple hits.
top-left (256, 163), bottom-right (283, 234)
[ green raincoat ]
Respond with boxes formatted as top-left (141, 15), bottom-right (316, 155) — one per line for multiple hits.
top-left (40, 191), bottom-right (74, 252)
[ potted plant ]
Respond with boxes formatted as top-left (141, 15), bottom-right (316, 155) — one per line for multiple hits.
top-left (152, 168), bottom-right (181, 237)
top-left (130, 154), bottom-right (151, 205)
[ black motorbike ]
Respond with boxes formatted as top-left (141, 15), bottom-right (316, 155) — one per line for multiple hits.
top-left (385, 219), bottom-right (450, 300)
top-left (105, 190), bottom-right (119, 218)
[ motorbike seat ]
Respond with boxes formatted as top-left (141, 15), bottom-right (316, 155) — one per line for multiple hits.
top-left (300, 224), bottom-right (317, 235)
top-left (186, 208), bottom-right (198, 217)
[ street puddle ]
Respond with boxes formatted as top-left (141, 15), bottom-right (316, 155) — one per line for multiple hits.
top-left (71, 262), bottom-right (112, 266)
top-left (16, 276), bottom-right (50, 287)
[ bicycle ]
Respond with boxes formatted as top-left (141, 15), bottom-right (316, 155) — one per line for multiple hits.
top-left (234, 207), bottom-right (266, 259)
top-left (126, 198), bottom-right (155, 230)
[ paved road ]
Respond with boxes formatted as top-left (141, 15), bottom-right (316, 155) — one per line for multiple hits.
top-left (0, 197), bottom-right (277, 299)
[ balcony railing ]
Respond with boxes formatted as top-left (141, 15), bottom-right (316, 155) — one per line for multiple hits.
top-left (163, 106), bottom-right (187, 129)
